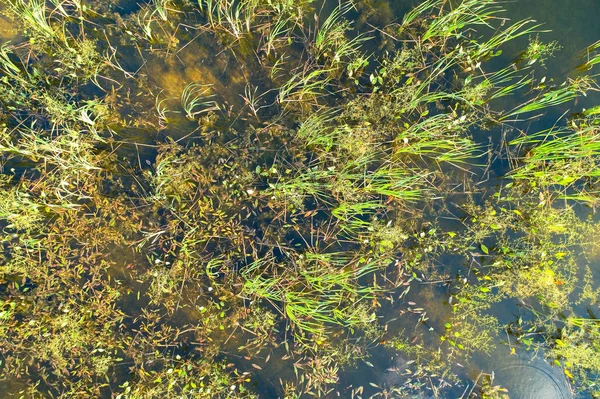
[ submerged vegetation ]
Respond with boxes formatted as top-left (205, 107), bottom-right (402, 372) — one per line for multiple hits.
top-left (0, 0), bottom-right (599, 397)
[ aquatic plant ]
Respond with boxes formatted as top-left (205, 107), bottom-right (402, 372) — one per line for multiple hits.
top-left (180, 82), bottom-right (220, 119)
top-left (0, 0), bottom-right (599, 397)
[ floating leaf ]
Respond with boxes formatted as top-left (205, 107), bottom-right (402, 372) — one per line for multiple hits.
top-left (480, 244), bottom-right (489, 254)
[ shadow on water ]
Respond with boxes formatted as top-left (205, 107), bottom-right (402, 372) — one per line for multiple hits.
top-left (475, 345), bottom-right (573, 399)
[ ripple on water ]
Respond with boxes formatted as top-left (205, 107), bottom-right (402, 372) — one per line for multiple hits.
top-left (494, 354), bottom-right (572, 399)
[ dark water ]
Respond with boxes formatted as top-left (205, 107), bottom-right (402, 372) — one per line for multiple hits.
top-left (473, 1), bottom-right (599, 397)
top-left (335, 1), bottom-right (600, 398)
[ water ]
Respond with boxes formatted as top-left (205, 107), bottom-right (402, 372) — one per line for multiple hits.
top-left (0, 0), bottom-right (599, 398)
top-left (337, 1), bottom-right (600, 397)
top-left (491, 349), bottom-right (572, 399)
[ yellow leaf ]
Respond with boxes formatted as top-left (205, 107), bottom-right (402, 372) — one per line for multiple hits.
top-left (564, 369), bottom-right (574, 379)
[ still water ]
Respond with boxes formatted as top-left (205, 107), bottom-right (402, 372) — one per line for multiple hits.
top-left (0, 0), bottom-right (598, 398)
top-left (336, 1), bottom-right (600, 398)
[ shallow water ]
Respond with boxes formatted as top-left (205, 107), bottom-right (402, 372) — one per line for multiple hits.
top-left (489, 348), bottom-right (572, 399)
top-left (0, 0), bottom-right (599, 398)
top-left (333, 0), bottom-right (600, 397)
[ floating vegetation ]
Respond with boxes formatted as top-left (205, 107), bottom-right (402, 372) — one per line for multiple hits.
top-left (0, 0), bottom-right (599, 397)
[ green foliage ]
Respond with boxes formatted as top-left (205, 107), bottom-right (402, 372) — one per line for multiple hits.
top-left (0, 0), bottom-right (599, 397)
top-left (116, 359), bottom-right (257, 399)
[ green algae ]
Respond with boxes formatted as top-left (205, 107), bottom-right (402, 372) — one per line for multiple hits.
top-left (0, 0), bottom-right (599, 398)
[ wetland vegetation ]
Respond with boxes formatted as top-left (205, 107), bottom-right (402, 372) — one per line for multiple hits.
top-left (0, 0), bottom-right (599, 397)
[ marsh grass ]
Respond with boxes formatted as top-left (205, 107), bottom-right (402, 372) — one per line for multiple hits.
top-left (577, 40), bottom-right (600, 72)
top-left (180, 82), bottom-right (220, 119)
top-left (0, 0), bottom-right (599, 397)
top-left (7, 0), bottom-right (58, 41)
top-left (240, 250), bottom-right (386, 338)
top-left (509, 112), bottom-right (600, 204)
